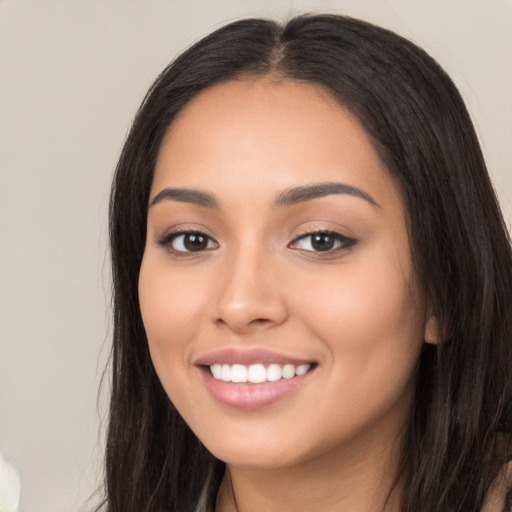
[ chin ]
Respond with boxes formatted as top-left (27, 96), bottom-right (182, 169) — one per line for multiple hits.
top-left (208, 443), bottom-right (303, 470)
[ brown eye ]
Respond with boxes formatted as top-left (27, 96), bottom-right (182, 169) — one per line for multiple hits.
top-left (158, 231), bottom-right (218, 253)
top-left (181, 233), bottom-right (209, 252)
top-left (310, 233), bottom-right (337, 251)
top-left (290, 231), bottom-right (356, 253)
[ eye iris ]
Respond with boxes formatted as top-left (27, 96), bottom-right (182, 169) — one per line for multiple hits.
top-left (184, 234), bottom-right (208, 251)
top-left (311, 233), bottom-right (335, 251)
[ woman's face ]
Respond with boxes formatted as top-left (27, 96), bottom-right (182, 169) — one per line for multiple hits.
top-left (139, 78), bottom-right (432, 469)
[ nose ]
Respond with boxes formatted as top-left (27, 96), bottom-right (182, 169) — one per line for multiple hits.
top-left (212, 248), bottom-right (288, 334)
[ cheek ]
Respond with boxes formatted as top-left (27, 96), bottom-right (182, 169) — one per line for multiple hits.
top-left (138, 255), bottom-right (208, 386)
top-left (289, 248), bottom-right (423, 382)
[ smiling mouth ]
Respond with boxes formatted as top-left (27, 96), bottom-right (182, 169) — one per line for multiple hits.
top-left (198, 356), bottom-right (317, 409)
top-left (208, 363), bottom-right (314, 383)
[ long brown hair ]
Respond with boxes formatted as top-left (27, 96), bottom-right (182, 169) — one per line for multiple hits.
top-left (101, 14), bottom-right (512, 511)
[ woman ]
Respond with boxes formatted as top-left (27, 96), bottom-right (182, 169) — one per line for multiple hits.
top-left (101, 14), bottom-right (512, 512)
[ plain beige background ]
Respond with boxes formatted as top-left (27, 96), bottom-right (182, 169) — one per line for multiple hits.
top-left (0, 1), bottom-right (511, 511)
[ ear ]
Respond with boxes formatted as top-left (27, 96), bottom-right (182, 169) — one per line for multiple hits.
top-left (424, 314), bottom-right (440, 345)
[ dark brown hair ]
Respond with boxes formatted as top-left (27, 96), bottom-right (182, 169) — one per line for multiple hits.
top-left (101, 14), bottom-right (512, 512)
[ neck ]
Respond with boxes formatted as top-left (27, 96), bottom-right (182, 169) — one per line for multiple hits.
top-left (215, 431), bottom-right (405, 512)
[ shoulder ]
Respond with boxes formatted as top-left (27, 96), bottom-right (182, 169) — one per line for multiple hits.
top-left (483, 462), bottom-right (512, 512)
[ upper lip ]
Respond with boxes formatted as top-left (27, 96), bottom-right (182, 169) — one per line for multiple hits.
top-left (195, 348), bottom-right (315, 367)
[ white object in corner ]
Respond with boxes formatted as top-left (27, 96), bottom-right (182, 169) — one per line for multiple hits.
top-left (0, 450), bottom-right (20, 512)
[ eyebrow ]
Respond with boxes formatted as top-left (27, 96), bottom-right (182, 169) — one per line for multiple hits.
top-left (149, 182), bottom-right (380, 209)
top-left (150, 188), bottom-right (219, 208)
top-left (274, 182), bottom-right (380, 208)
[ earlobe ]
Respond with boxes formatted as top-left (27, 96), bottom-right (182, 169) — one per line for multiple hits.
top-left (424, 315), bottom-right (440, 345)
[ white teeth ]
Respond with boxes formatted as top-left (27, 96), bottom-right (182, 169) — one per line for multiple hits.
top-left (295, 364), bottom-right (310, 376)
top-left (211, 364), bottom-right (222, 379)
top-left (282, 364), bottom-right (295, 379)
top-left (266, 363), bottom-right (282, 382)
top-left (209, 363), bottom-right (312, 383)
top-left (221, 364), bottom-right (231, 382)
top-left (248, 364), bottom-right (266, 383)
top-left (231, 364), bottom-right (247, 383)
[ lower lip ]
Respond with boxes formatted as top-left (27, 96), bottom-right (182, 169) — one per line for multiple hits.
top-left (199, 367), bottom-right (314, 410)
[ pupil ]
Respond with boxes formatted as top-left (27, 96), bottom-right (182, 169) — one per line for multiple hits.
top-left (312, 234), bottom-right (335, 251)
top-left (184, 234), bottom-right (207, 251)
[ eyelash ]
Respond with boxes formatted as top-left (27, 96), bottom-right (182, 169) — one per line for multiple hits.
top-left (290, 230), bottom-right (357, 254)
top-left (156, 229), bottom-right (356, 256)
top-left (156, 230), bottom-right (218, 255)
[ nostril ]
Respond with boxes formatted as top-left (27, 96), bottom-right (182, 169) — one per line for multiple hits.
top-left (215, 316), bottom-right (273, 332)
top-left (249, 318), bottom-right (272, 326)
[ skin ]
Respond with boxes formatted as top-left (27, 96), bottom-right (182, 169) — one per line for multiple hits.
top-left (138, 77), bottom-right (437, 511)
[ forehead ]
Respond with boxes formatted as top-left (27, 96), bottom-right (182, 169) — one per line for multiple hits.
top-left (152, 77), bottom-right (401, 212)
